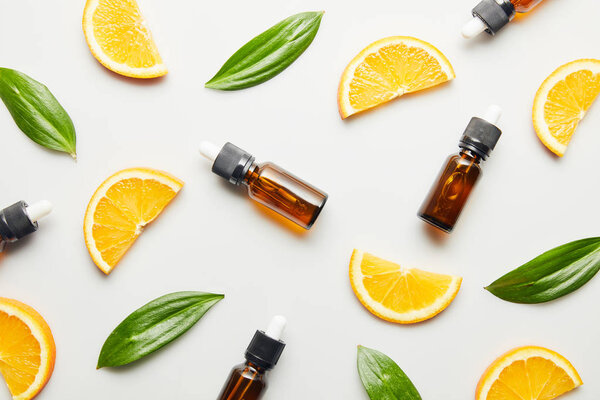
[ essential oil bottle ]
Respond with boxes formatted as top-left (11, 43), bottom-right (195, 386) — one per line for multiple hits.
top-left (199, 142), bottom-right (328, 230)
top-left (462, 0), bottom-right (544, 38)
top-left (418, 106), bottom-right (502, 233)
top-left (217, 316), bottom-right (286, 400)
top-left (0, 200), bottom-right (52, 252)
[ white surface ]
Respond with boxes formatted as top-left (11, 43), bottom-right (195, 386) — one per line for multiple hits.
top-left (0, 0), bottom-right (599, 399)
top-left (264, 316), bottom-right (287, 341)
top-left (25, 201), bottom-right (53, 224)
top-left (481, 104), bottom-right (502, 126)
top-left (462, 16), bottom-right (487, 39)
top-left (198, 141), bottom-right (221, 163)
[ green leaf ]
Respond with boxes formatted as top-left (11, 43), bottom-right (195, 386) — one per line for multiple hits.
top-left (0, 68), bottom-right (76, 158)
top-left (486, 237), bottom-right (600, 304)
top-left (357, 346), bottom-right (422, 400)
top-left (205, 11), bottom-right (324, 90)
top-left (97, 291), bottom-right (224, 368)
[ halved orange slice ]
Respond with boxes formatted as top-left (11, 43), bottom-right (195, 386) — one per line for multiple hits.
top-left (338, 36), bottom-right (455, 119)
top-left (82, 0), bottom-right (167, 78)
top-left (84, 167), bottom-right (183, 274)
top-left (476, 346), bottom-right (582, 400)
top-left (0, 297), bottom-right (56, 400)
top-left (533, 59), bottom-right (600, 156)
top-left (349, 249), bottom-right (461, 323)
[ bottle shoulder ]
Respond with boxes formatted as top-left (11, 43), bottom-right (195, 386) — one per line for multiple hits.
top-left (445, 154), bottom-right (483, 175)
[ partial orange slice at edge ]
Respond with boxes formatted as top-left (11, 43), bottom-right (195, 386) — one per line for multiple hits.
top-left (476, 346), bottom-right (582, 400)
top-left (82, 0), bottom-right (167, 78)
top-left (533, 59), bottom-right (600, 156)
top-left (0, 297), bottom-right (56, 400)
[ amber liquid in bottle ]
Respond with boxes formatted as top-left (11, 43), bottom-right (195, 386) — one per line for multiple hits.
top-left (511, 0), bottom-right (543, 12)
top-left (243, 162), bottom-right (327, 230)
top-left (217, 362), bottom-right (266, 400)
top-left (419, 151), bottom-right (482, 233)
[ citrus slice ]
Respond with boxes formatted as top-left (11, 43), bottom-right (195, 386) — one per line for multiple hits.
top-left (338, 36), bottom-right (455, 119)
top-left (84, 167), bottom-right (183, 274)
top-left (533, 59), bottom-right (600, 156)
top-left (0, 297), bottom-right (55, 400)
top-left (476, 346), bottom-right (582, 400)
top-left (82, 0), bottom-right (167, 78)
top-left (349, 249), bottom-right (461, 323)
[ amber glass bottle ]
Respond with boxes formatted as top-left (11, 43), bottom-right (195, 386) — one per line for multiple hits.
top-left (199, 142), bottom-right (328, 229)
top-left (218, 362), bottom-right (266, 400)
top-left (418, 106), bottom-right (502, 233)
top-left (462, 0), bottom-right (545, 38)
top-left (418, 150), bottom-right (482, 232)
top-left (217, 316), bottom-right (286, 400)
top-left (511, 0), bottom-right (543, 12)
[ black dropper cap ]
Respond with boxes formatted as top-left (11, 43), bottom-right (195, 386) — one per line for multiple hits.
top-left (210, 143), bottom-right (255, 186)
top-left (244, 316), bottom-right (286, 370)
top-left (458, 106), bottom-right (502, 160)
top-left (245, 330), bottom-right (286, 370)
top-left (0, 201), bottom-right (38, 241)
top-left (471, 0), bottom-right (515, 35)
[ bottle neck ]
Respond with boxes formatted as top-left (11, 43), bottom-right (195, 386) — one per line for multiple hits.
top-left (241, 162), bottom-right (259, 187)
top-left (244, 361), bottom-right (267, 374)
top-left (458, 148), bottom-right (483, 163)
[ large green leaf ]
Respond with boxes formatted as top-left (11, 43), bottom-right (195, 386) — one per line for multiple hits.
top-left (486, 237), bottom-right (600, 303)
top-left (205, 11), bottom-right (324, 90)
top-left (97, 291), bottom-right (224, 368)
top-left (0, 68), bottom-right (76, 158)
top-left (357, 346), bottom-right (422, 400)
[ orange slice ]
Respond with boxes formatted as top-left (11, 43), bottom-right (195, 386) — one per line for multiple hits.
top-left (476, 346), bottom-right (582, 400)
top-left (82, 0), bottom-right (167, 78)
top-left (84, 167), bottom-right (183, 274)
top-left (338, 36), bottom-right (455, 119)
top-left (349, 249), bottom-right (461, 323)
top-left (0, 297), bottom-right (55, 400)
top-left (533, 59), bottom-right (600, 156)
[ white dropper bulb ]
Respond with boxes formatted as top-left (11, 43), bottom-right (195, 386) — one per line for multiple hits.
top-left (199, 141), bottom-right (221, 163)
top-left (26, 200), bottom-right (53, 223)
top-left (264, 315), bottom-right (286, 341)
top-left (462, 17), bottom-right (487, 39)
top-left (482, 104), bottom-right (502, 126)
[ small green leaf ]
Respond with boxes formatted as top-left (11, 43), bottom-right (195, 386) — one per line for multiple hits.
top-left (0, 68), bottom-right (76, 158)
top-left (97, 291), bottom-right (224, 368)
top-left (486, 237), bottom-right (600, 303)
top-left (205, 11), bottom-right (324, 90)
top-left (357, 346), bottom-right (422, 400)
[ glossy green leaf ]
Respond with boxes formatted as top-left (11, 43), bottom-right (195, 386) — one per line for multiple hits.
top-left (0, 68), bottom-right (76, 158)
top-left (357, 346), bottom-right (422, 400)
top-left (97, 291), bottom-right (224, 368)
top-left (486, 237), bottom-right (600, 303)
top-left (205, 11), bottom-right (324, 90)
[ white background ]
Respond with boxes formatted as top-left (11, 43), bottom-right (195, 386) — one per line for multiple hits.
top-left (1, 0), bottom-right (599, 399)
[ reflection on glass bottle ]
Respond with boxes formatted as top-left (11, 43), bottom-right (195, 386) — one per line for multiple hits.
top-left (199, 142), bottom-right (328, 230)
top-left (418, 106), bottom-right (502, 233)
top-left (462, 0), bottom-right (545, 38)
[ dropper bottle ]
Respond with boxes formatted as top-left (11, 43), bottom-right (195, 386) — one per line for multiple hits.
top-left (418, 106), bottom-right (502, 233)
top-left (0, 201), bottom-right (52, 252)
top-left (199, 142), bottom-right (328, 230)
top-left (217, 316), bottom-right (287, 400)
top-left (462, 0), bottom-right (544, 38)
